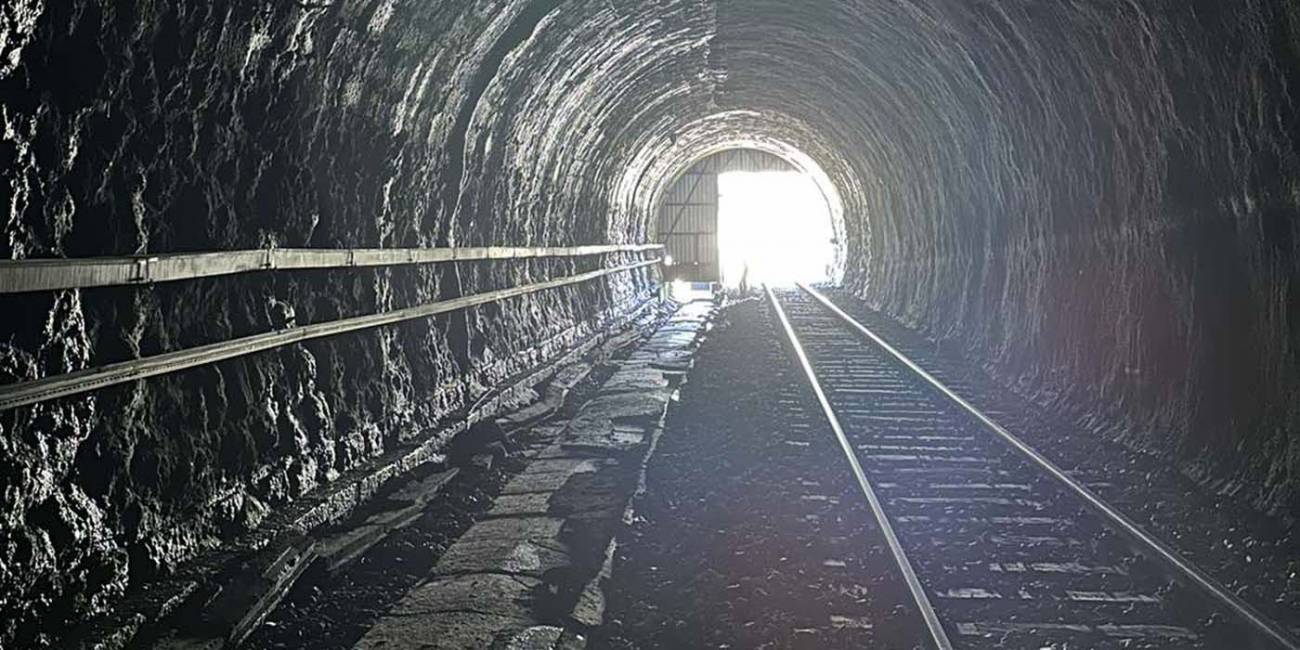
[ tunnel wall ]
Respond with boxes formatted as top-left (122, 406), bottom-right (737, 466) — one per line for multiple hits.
top-left (620, 0), bottom-right (1300, 519)
top-left (612, 0), bottom-right (1300, 522)
top-left (830, 0), bottom-right (1300, 518)
top-left (0, 1), bottom-right (695, 644)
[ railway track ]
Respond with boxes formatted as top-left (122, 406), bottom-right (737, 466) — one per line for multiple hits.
top-left (768, 285), bottom-right (1300, 650)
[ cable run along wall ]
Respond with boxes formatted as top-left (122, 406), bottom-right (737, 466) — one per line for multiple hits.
top-left (0, 244), bottom-right (663, 293)
top-left (0, 258), bottom-right (661, 412)
top-left (0, 243), bottom-right (664, 410)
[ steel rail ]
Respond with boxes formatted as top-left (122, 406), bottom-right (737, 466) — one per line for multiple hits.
top-left (0, 244), bottom-right (664, 294)
top-left (0, 260), bottom-right (659, 412)
top-left (797, 282), bottom-right (1300, 650)
top-left (766, 287), bottom-right (954, 650)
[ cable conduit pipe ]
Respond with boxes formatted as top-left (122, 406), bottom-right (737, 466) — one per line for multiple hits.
top-left (0, 259), bottom-right (661, 412)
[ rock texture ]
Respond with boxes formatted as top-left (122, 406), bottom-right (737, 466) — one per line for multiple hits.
top-left (613, 0), bottom-right (1300, 541)
top-left (0, 1), bottom-right (661, 645)
top-left (3, 0), bottom-right (1300, 646)
top-left (835, 1), bottom-right (1300, 521)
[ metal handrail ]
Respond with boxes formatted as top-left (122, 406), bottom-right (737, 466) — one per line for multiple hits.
top-left (0, 244), bottom-right (664, 294)
top-left (0, 260), bottom-right (659, 412)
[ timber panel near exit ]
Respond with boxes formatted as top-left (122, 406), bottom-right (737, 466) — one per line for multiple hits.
top-left (654, 149), bottom-right (795, 283)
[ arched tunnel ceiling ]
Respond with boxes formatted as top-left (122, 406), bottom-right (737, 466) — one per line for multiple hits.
top-left (578, 0), bottom-right (1300, 514)
top-left (554, 0), bottom-right (1300, 524)
top-left (3, 0), bottom-right (1300, 644)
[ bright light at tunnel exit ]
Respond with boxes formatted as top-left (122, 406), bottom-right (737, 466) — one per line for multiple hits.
top-left (717, 171), bottom-right (836, 289)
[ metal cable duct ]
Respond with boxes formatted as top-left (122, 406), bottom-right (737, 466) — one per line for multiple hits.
top-left (0, 244), bottom-right (662, 293)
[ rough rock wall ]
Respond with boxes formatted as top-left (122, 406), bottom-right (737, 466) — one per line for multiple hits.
top-left (0, 1), bottom-right (693, 644)
top-left (614, 0), bottom-right (1300, 521)
top-left (624, 0), bottom-right (1300, 517)
top-left (824, 0), bottom-right (1300, 517)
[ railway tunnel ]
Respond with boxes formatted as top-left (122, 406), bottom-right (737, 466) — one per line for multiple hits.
top-left (3, 0), bottom-right (1300, 647)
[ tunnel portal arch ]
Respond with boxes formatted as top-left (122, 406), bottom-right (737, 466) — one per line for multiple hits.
top-left (651, 147), bottom-right (845, 287)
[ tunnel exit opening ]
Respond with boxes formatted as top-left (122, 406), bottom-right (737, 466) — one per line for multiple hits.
top-left (717, 170), bottom-right (835, 289)
top-left (652, 147), bottom-right (844, 292)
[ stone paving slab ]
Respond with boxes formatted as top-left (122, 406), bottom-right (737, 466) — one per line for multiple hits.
top-left (387, 574), bottom-right (541, 618)
top-left (562, 392), bottom-right (670, 452)
top-left (435, 517), bottom-right (571, 576)
top-left (488, 492), bottom-right (555, 517)
top-left (601, 366), bottom-right (670, 393)
top-left (356, 574), bottom-right (539, 649)
top-left (354, 300), bottom-right (716, 649)
top-left (497, 362), bottom-right (595, 431)
top-left (643, 330), bottom-right (701, 349)
top-left (563, 421), bottom-right (652, 453)
top-left (503, 626), bottom-right (568, 649)
top-left (387, 468), bottom-right (462, 506)
top-left (500, 458), bottom-right (608, 494)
